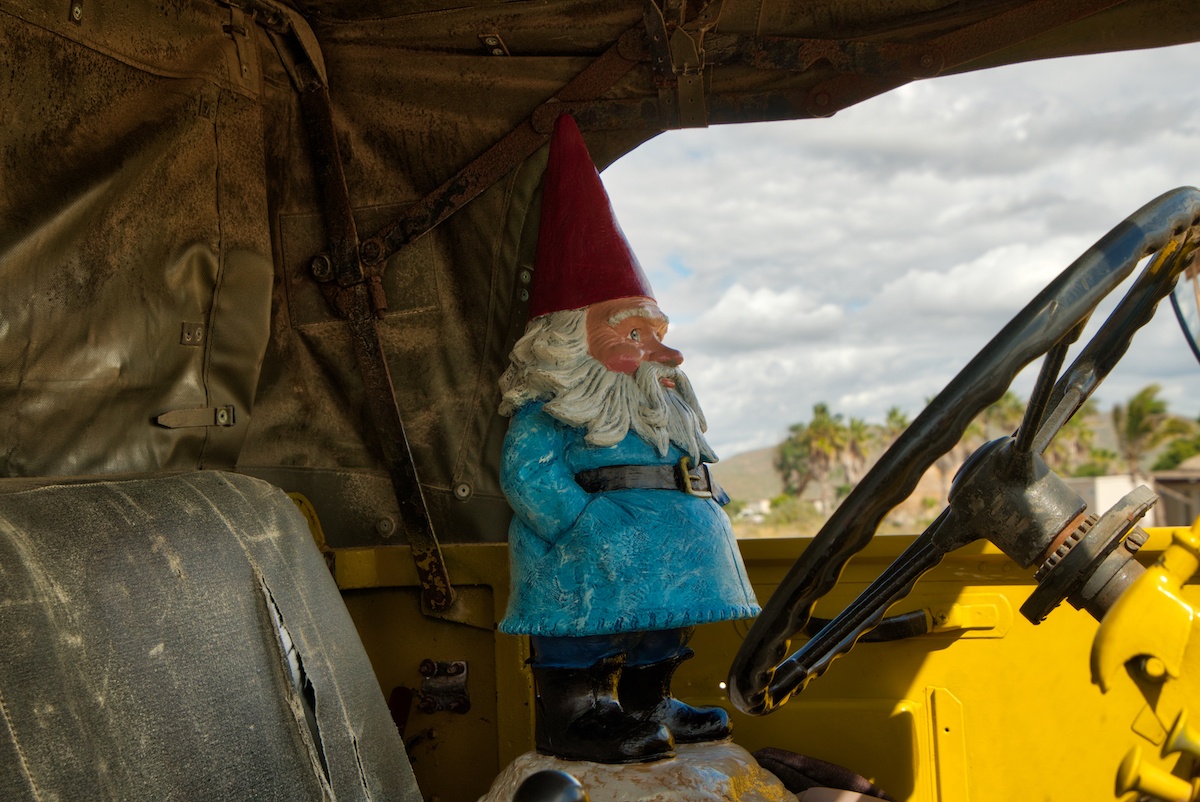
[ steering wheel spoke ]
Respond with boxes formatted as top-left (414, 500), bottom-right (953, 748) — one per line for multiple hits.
top-left (769, 509), bottom-right (975, 702)
top-left (730, 187), bottom-right (1200, 716)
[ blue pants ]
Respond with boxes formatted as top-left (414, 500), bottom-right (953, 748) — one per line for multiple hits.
top-left (531, 626), bottom-right (694, 669)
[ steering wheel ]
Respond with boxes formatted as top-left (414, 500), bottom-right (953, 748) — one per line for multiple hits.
top-left (728, 187), bottom-right (1200, 716)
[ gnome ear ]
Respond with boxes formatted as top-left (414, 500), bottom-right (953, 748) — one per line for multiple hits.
top-left (527, 114), bottom-right (655, 320)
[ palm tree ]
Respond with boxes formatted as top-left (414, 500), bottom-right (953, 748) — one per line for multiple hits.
top-left (805, 403), bottom-right (847, 514)
top-left (1112, 384), bottom-right (1194, 484)
top-left (774, 403), bottom-right (847, 514)
top-left (934, 415), bottom-right (986, 498)
top-left (775, 423), bottom-right (812, 497)
top-left (1044, 399), bottom-right (1099, 475)
top-left (841, 417), bottom-right (874, 486)
top-left (982, 390), bottom-right (1027, 439)
top-left (883, 407), bottom-right (910, 448)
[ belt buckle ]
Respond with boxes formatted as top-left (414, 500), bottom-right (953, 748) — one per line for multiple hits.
top-left (677, 456), bottom-right (712, 498)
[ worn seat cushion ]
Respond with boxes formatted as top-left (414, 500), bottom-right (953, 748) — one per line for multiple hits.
top-left (0, 471), bottom-right (419, 802)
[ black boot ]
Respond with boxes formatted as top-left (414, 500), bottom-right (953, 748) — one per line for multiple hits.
top-left (618, 648), bottom-right (732, 744)
top-left (533, 654), bottom-right (675, 764)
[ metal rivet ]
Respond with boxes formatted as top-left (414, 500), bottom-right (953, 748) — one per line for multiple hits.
top-left (216, 408), bottom-right (230, 425)
top-left (519, 289), bottom-right (529, 302)
top-left (491, 48), bottom-right (505, 56)
top-left (1138, 656), bottom-right (1168, 682)
top-left (71, 3), bottom-right (82, 21)
top-left (310, 254), bottom-right (333, 281)
top-left (919, 53), bottom-right (934, 69)
top-left (375, 517), bottom-right (396, 537)
top-left (519, 269), bottom-right (532, 284)
top-left (454, 483), bottom-right (472, 500)
top-left (484, 36), bottom-right (499, 46)
top-left (360, 240), bottom-right (382, 264)
top-left (813, 92), bottom-right (830, 108)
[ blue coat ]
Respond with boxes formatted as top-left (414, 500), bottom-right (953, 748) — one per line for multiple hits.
top-left (499, 402), bottom-right (760, 637)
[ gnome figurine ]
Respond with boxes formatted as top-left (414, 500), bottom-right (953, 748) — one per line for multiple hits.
top-left (497, 115), bottom-right (761, 764)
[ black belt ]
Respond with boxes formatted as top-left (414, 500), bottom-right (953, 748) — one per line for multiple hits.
top-left (574, 457), bottom-right (724, 499)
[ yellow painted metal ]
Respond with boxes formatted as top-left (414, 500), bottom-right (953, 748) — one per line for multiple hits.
top-left (1091, 522), bottom-right (1200, 801)
top-left (287, 491), bottom-right (328, 550)
top-left (326, 529), bottom-right (1198, 802)
top-left (1117, 746), bottom-right (1200, 801)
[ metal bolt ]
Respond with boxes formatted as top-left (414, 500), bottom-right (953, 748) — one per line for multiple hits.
top-left (310, 254), bottom-right (333, 281)
top-left (1137, 656), bottom-right (1168, 682)
top-left (375, 517), bottom-right (396, 537)
top-left (1124, 526), bottom-right (1149, 553)
top-left (419, 659), bottom-right (437, 677)
top-left (416, 695), bottom-right (439, 714)
top-left (360, 240), bottom-right (382, 264)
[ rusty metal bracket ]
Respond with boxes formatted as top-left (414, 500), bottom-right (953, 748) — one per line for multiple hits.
top-left (643, 0), bottom-right (709, 129)
top-left (557, 0), bottom-right (1131, 124)
top-left (351, 24), bottom-right (647, 269)
top-left (300, 0), bottom-right (1131, 273)
top-left (415, 660), bottom-right (470, 714)
top-left (267, 14), bottom-right (456, 613)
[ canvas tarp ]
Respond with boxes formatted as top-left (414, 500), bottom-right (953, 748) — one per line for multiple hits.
top-left (3, 0), bottom-right (1200, 544)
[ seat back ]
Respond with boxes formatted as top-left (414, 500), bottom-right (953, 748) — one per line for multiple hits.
top-left (0, 471), bottom-right (420, 801)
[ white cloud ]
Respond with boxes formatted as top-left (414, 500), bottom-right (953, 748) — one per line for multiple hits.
top-left (602, 43), bottom-right (1200, 457)
top-left (677, 284), bottom-right (844, 353)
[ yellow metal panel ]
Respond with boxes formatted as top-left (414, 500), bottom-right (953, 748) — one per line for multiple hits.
top-left (330, 531), bottom-right (1198, 801)
top-left (927, 688), bottom-right (968, 802)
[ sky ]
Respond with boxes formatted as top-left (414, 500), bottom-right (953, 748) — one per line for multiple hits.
top-left (601, 42), bottom-right (1200, 459)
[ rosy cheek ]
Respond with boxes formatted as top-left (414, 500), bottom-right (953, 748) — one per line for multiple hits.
top-left (590, 340), bottom-right (642, 374)
top-left (600, 343), bottom-right (643, 374)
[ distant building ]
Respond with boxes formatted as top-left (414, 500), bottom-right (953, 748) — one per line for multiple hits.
top-left (1064, 474), bottom-right (1159, 528)
top-left (1151, 455), bottom-right (1200, 526)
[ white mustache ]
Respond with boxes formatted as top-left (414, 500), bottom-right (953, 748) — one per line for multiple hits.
top-left (500, 309), bottom-right (717, 463)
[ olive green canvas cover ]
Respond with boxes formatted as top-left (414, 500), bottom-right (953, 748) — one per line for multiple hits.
top-left (3, 0), bottom-right (1199, 545)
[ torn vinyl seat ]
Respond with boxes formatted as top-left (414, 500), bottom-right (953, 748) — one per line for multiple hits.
top-left (0, 471), bottom-right (421, 802)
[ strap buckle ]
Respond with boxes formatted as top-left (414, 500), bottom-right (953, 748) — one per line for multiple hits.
top-left (677, 456), bottom-right (713, 498)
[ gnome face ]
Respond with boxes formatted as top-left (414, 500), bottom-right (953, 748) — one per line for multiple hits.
top-left (585, 296), bottom-right (684, 381)
top-left (498, 113), bottom-right (715, 462)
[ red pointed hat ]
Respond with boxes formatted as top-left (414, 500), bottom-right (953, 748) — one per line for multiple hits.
top-left (527, 114), bottom-right (655, 319)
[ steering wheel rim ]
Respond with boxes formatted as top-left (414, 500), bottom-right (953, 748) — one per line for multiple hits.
top-left (728, 187), bottom-right (1200, 716)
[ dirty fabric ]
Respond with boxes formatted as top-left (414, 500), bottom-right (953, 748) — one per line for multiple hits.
top-left (0, 1), bottom-right (273, 476)
top-left (2, 0), bottom-right (1200, 546)
top-left (0, 472), bottom-right (420, 802)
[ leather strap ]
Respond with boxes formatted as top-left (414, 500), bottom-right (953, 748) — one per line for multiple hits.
top-left (575, 458), bottom-right (725, 500)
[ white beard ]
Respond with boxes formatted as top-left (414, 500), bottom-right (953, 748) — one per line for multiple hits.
top-left (499, 309), bottom-right (718, 463)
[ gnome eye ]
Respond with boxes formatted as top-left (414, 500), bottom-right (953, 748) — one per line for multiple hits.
top-left (629, 329), bottom-right (641, 342)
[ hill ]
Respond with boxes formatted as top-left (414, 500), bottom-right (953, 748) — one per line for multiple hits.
top-left (710, 445), bottom-right (783, 502)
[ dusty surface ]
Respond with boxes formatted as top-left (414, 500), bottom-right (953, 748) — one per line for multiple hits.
top-left (480, 741), bottom-right (798, 802)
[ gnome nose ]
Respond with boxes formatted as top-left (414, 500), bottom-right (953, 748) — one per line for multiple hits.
top-left (647, 342), bottom-right (683, 367)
